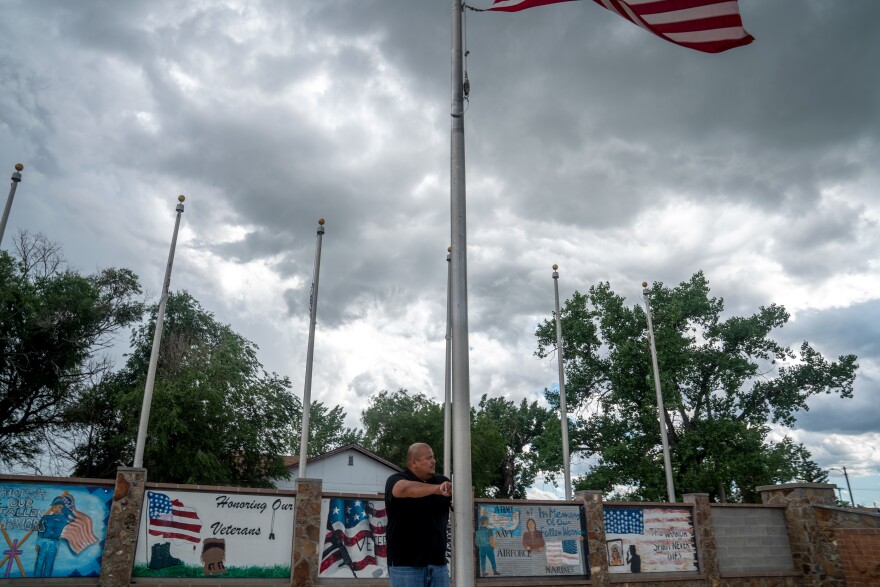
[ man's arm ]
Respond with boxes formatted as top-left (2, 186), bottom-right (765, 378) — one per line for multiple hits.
top-left (391, 479), bottom-right (452, 499)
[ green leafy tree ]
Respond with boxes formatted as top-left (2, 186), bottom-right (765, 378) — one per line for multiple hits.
top-left (291, 400), bottom-right (364, 457)
top-left (0, 232), bottom-right (143, 468)
top-left (361, 389), bottom-right (444, 468)
top-left (472, 394), bottom-right (557, 498)
top-left (71, 292), bottom-right (297, 486)
top-left (361, 389), bottom-right (557, 498)
top-left (535, 272), bottom-right (857, 502)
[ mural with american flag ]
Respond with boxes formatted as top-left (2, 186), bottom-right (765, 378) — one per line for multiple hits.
top-left (604, 507), bottom-right (698, 574)
top-left (133, 490), bottom-right (295, 579)
top-left (319, 497), bottom-right (388, 578)
top-left (0, 483), bottom-right (110, 579)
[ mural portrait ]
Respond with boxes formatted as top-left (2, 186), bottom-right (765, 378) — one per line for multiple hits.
top-left (474, 504), bottom-right (587, 578)
top-left (0, 482), bottom-right (112, 579)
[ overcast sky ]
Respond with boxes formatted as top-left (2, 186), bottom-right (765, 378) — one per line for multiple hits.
top-left (1, 0), bottom-right (877, 506)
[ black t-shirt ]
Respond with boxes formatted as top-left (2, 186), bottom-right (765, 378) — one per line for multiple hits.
top-left (385, 468), bottom-right (451, 567)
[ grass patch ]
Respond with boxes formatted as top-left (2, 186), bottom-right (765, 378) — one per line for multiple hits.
top-left (133, 563), bottom-right (291, 578)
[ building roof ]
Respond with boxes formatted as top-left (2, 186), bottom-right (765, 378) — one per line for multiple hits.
top-left (282, 443), bottom-right (402, 473)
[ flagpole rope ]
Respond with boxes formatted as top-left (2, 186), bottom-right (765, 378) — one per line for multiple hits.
top-left (463, 4), bottom-right (471, 112)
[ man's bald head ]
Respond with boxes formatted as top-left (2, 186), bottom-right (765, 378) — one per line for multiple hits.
top-left (407, 443), bottom-right (431, 463)
top-left (407, 443), bottom-right (437, 481)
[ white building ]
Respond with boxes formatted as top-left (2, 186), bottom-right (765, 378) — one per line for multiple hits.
top-left (275, 443), bottom-right (402, 494)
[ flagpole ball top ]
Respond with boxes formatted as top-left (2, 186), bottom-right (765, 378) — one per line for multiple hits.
top-left (318, 218), bottom-right (325, 225)
top-left (448, 246), bottom-right (452, 252)
top-left (178, 195), bottom-right (185, 202)
top-left (642, 281), bottom-right (648, 288)
top-left (552, 264), bottom-right (558, 271)
top-left (15, 163), bottom-right (23, 171)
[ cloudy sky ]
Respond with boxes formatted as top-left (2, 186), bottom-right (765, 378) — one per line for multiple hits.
top-left (1, 1), bottom-right (877, 505)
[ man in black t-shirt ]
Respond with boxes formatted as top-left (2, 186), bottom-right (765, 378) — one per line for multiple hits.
top-left (385, 443), bottom-right (452, 587)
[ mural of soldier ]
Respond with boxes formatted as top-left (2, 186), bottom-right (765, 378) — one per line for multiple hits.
top-left (33, 496), bottom-right (76, 577)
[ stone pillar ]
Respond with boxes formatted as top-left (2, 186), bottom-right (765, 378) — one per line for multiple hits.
top-left (683, 493), bottom-right (720, 586)
top-left (758, 482), bottom-right (836, 506)
top-left (99, 467), bottom-right (147, 587)
top-left (757, 482), bottom-right (845, 587)
top-left (291, 478), bottom-right (323, 587)
top-left (576, 489), bottom-right (609, 587)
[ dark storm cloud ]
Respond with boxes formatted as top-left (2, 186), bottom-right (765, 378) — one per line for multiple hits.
top-left (460, 1), bottom-right (880, 230)
top-left (785, 301), bottom-right (880, 361)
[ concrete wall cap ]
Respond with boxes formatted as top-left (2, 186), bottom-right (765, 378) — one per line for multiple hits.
top-left (756, 482), bottom-right (836, 491)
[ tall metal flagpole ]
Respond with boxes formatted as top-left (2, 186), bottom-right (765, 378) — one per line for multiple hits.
top-left (552, 265), bottom-right (572, 500)
top-left (444, 246), bottom-right (453, 479)
top-left (450, 0), bottom-right (475, 584)
top-left (298, 218), bottom-right (325, 479)
top-left (133, 195), bottom-right (186, 468)
top-left (642, 281), bottom-right (676, 503)
top-left (0, 163), bottom-right (24, 248)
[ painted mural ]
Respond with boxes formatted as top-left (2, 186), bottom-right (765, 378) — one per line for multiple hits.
top-left (319, 497), bottom-right (388, 579)
top-left (133, 490), bottom-right (295, 578)
top-left (474, 503), bottom-right (587, 578)
top-left (0, 482), bottom-right (112, 579)
top-left (604, 507), bottom-right (698, 574)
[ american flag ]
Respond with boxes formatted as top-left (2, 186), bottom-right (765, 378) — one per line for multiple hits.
top-left (485, 0), bottom-right (577, 11)
top-left (320, 498), bottom-right (387, 577)
top-left (546, 540), bottom-right (581, 566)
top-left (485, 0), bottom-right (753, 54)
top-left (147, 492), bottom-right (202, 544)
top-left (61, 511), bottom-right (99, 554)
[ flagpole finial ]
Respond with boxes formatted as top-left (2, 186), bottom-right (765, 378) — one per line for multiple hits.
top-left (14, 163), bottom-right (23, 172)
top-left (448, 246), bottom-right (452, 252)
top-left (318, 218), bottom-right (325, 225)
top-left (178, 195), bottom-right (185, 202)
top-left (552, 264), bottom-right (558, 271)
top-left (642, 281), bottom-right (648, 288)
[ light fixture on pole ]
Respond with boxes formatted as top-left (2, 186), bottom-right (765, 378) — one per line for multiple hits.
top-left (552, 264), bottom-right (572, 500)
top-left (643, 281), bottom-right (676, 503)
top-left (0, 163), bottom-right (24, 248)
top-left (133, 195), bottom-right (186, 468)
top-left (298, 218), bottom-right (325, 479)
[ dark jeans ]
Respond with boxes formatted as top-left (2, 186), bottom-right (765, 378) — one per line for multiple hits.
top-left (388, 565), bottom-right (450, 587)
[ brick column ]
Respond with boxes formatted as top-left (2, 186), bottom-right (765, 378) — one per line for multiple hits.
top-left (576, 489), bottom-right (609, 587)
top-left (758, 482), bottom-right (845, 587)
top-left (98, 467), bottom-right (147, 587)
top-left (291, 478), bottom-right (323, 587)
top-left (683, 493), bottom-right (720, 586)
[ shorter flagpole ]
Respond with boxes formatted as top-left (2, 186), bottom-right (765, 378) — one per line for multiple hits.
top-left (298, 218), bottom-right (325, 479)
top-left (133, 195), bottom-right (186, 468)
top-left (552, 265), bottom-right (572, 500)
top-left (0, 163), bottom-right (24, 248)
top-left (642, 281), bottom-right (676, 503)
